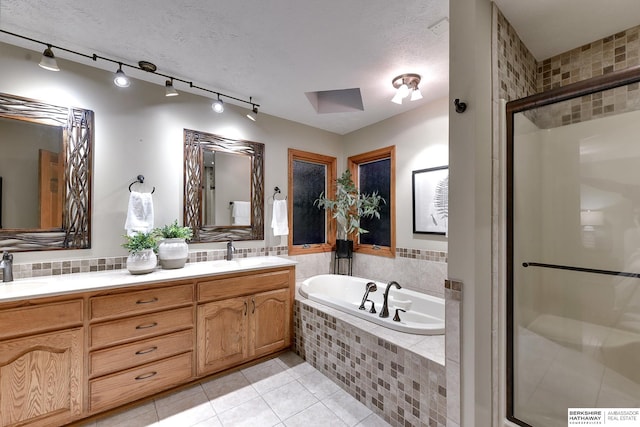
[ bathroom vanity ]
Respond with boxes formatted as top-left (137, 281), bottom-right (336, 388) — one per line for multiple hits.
top-left (0, 257), bottom-right (295, 427)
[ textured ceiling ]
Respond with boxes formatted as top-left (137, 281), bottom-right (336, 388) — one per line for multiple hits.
top-left (0, 0), bottom-right (449, 135)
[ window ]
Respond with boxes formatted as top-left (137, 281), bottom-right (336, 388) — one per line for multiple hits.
top-left (348, 146), bottom-right (395, 257)
top-left (288, 149), bottom-right (337, 255)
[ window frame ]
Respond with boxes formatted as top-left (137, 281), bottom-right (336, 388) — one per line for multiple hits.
top-left (348, 145), bottom-right (396, 258)
top-left (287, 149), bottom-right (337, 255)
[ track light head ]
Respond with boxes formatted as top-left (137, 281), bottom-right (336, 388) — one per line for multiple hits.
top-left (246, 104), bottom-right (258, 121)
top-left (212, 95), bottom-right (224, 113)
top-left (165, 79), bottom-right (179, 97)
top-left (38, 45), bottom-right (59, 71)
top-left (113, 64), bottom-right (130, 87)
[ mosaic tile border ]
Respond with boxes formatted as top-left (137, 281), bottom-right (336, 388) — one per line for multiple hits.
top-left (2, 246), bottom-right (289, 280)
top-left (2, 245), bottom-right (443, 281)
top-left (294, 299), bottom-right (447, 427)
top-left (395, 248), bottom-right (448, 263)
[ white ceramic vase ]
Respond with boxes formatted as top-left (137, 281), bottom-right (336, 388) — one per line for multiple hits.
top-left (126, 249), bottom-right (157, 275)
top-left (158, 238), bottom-right (189, 269)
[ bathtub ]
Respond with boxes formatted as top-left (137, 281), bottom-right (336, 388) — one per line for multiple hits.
top-left (299, 274), bottom-right (445, 335)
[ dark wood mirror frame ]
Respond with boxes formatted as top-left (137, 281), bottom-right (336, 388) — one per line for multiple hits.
top-left (183, 128), bottom-right (264, 242)
top-left (0, 92), bottom-right (93, 252)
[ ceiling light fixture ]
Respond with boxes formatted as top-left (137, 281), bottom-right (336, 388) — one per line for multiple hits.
top-left (38, 44), bottom-right (59, 71)
top-left (246, 98), bottom-right (258, 121)
top-left (113, 63), bottom-right (130, 87)
top-left (0, 29), bottom-right (260, 111)
top-left (212, 95), bottom-right (224, 113)
top-left (391, 73), bottom-right (422, 105)
top-left (165, 79), bottom-right (179, 97)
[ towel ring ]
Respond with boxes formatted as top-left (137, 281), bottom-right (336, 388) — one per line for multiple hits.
top-left (272, 186), bottom-right (287, 200)
top-left (128, 174), bottom-right (155, 194)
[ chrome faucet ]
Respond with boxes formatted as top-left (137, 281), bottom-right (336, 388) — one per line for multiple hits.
top-left (1, 251), bottom-right (13, 283)
top-left (380, 281), bottom-right (401, 318)
top-left (359, 282), bottom-right (377, 310)
top-left (226, 240), bottom-right (236, 261)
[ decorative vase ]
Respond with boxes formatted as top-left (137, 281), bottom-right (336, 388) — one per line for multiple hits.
top-left (126, 249), bottom-right (157, 275)
top-left (158, 238), bottom-right (189, 269)
top-left (335, 239), bottom-right (353, 258)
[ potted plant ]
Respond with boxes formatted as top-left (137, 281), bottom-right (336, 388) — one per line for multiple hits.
top-left (315, 169), bottom-right (385, 258)
top-left (122, 231), bottom-right (158, 274)
top-left (154, 220), bottom-right (193, 269)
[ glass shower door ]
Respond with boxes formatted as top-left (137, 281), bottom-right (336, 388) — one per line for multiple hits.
top-left (507, 70), bottom-right (640, 426)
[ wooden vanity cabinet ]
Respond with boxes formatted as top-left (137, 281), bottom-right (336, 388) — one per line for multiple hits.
top-left (87, 282), bottom-right (195, 412)
top-left (0, 264), bottom-right (294, 426)
top-left (197, 268), bottom-right (293, 375)
top-left (0, 299), bottom-right (84, 427)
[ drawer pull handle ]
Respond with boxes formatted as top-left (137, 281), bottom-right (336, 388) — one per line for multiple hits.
top-left (136, 322), bottom-right (158, 330)
top-left (252, 298), bottom-right (256, 314)
top-left (136, 297), bottom-right (159, 304)
top-left (244, 301), bottom-right (248, 316)
top-left (135, 346), bottom-right (158, 355)
top-left (135, 371), bottom-right (157, 381)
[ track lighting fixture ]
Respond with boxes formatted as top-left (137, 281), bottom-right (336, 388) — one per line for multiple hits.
top-left (391, 73), bottom-right (422, 105)
top-left (38, 45), bottom-right (59, 71)
top-left (212, 95), bottom-right (224, 113)
top-left (1, 29), bottom-right (260, 112)
top-left (165, 79), bottom-right (178, 97)
top-left (113, 63), bottom-right (130, 87)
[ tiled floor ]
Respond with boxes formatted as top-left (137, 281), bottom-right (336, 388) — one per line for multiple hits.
top-left (79, 352), bottom-right (390, 427)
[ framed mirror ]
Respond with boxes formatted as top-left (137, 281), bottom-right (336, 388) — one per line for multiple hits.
top-left (183, 129), bottom-right (264, 242)
top-left (0, 92), bottom-right (93, 251)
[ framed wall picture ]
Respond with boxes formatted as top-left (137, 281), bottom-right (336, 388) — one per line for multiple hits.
top-left (412, 166), bottom-right (448, 235)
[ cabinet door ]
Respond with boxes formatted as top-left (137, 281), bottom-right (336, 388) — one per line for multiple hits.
top-left (0, 328), bottom-right (83, 427)
top-left (250, 288), bottom-right (290, 358)
top-left (197, 297), bottom-right (248, 375)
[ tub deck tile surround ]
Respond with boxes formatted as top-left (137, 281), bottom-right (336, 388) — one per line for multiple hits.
top-left (294, 291), bottom-right (447, 427)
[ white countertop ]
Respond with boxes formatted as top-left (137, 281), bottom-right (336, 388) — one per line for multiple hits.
top-left (0, 256), bottom-right (296, 303)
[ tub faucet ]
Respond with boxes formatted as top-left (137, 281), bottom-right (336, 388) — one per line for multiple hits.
top-left (380, 281), bottom-right (401, 318)
top-left (1, 251), bottom-right (13, 283)
top-left (226, 240), bottom-right (236, 261)
top-left (359, 282), bottom-right (378, 310)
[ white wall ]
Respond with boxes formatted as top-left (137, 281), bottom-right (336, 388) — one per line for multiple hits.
top-left (0, 41), bottom-right (343, 263)
top-left (342, 97), bottom-right (449, 252)
top-left (449, 0), bottom-right (494, 425)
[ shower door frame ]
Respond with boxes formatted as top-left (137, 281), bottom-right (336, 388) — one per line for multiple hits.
top-left (505, 64), bottom-right (640, 426)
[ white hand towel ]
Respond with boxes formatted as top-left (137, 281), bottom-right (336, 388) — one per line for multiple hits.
top-left (232, 201), bottom-right (251, 225)
top-left (271, 199), bottom-right (289, 236)
top-left (125, 191), bottom-right (154, 236)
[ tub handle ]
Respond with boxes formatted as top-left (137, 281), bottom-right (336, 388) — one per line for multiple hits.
top-left (393, 308), bottom-right (406, 322)
top-left (365, 299), bottom-right (376, 314)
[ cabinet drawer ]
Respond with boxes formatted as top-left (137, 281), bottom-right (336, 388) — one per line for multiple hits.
top-left (90, 283), bottom-right (193, 321)
top-left (0, 299), bottom-right (83, 340)
top-left (90, 306), bottom-right (193, 349)
top-left (89, 329), bottom-right (193, 377)
top-left (198, 269), bottom-right (290, 302)
top-left (89, 352), bottom-right (192, 412)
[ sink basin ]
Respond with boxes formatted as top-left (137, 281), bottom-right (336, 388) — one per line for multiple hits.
top-left (228, 258), bottom-right (266, 267)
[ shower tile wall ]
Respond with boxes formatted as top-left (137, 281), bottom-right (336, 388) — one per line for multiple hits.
top-left (494, 8), bottom-right (538, 102)
top-left (495, 6), bottom-right (640, 129)
top-left (294, 299), bottom-right (447, 427)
